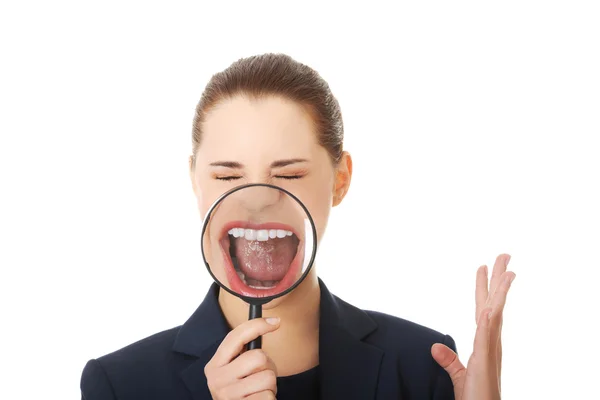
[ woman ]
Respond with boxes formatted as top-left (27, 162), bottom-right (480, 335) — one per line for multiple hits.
top-left (80, 53), bottom-right (515, 400)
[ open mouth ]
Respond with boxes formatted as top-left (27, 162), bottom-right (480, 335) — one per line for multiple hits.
top-left (219, 221), bottom-right (304, 298)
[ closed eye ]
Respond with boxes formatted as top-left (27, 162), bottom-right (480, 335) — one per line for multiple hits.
top-left (215, 174), bottom-right (305, 181)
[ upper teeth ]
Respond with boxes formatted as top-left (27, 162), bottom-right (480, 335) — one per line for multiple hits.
top-left (228, 228), bottom-right (293, 241)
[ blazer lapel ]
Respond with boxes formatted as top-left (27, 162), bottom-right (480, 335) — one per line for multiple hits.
top-left (318, 279), bottom-right (385, 399)
top-left (172, 283), bottom-right (229, 400)
top-left (178, 342), bottom-right (221, 400)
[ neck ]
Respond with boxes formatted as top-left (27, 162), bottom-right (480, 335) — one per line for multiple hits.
top-left (218, 270), bottom-right (321, 376)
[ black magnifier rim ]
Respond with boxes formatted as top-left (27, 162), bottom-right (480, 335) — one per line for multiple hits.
top-left (200, 183), bottom-right (318, 306)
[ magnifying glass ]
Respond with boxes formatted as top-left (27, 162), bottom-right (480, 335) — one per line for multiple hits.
top-left (201, 183), bottom-right (317, 350)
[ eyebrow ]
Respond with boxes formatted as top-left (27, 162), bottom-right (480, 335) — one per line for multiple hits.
top-left (209, 159), bottom-right (308, 169)
top-left (270, 158), bottom-right (308, 168)
top-left (209, 161), bottom-right (243, 168)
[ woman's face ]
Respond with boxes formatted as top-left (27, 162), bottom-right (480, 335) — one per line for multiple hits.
top-left (189, 95), bottom-right (351, 299)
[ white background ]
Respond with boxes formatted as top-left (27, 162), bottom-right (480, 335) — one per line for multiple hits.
top-left (1, 1), bottom-right (599, 398)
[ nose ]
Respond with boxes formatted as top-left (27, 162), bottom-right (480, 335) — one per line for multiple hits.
top-left (237, 185), bottom-right (282, 214)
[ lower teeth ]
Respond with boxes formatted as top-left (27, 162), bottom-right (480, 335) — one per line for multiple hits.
top-left (248, 279), bottom-right (277, 288)
top-left (235, 268), bottom-right (278, 289)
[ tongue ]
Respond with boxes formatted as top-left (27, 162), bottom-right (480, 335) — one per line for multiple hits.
top-left (234, 237), bottom-right (297, 281)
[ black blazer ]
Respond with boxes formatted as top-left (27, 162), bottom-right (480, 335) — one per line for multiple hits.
top-left (81, 279), bottom-right (456, 399)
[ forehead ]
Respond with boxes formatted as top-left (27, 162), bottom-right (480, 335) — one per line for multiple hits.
top-left (199, 95), bottom-right (317, 161)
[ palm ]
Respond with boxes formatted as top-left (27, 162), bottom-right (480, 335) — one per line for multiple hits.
top-left (431, 254), bottom-right (515, 400)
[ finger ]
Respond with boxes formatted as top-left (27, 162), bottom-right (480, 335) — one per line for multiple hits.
top-left (489, 254), bottom-right (510, 297)
top-left (475, 264), bottom-right (489, 323)
top-left (431, 343), bottom-right (466, 384)
top-left (489, 272), bottom-right (514, 385)
top-left (489, 272), bottom-right (516, 319)
top-left (245, 391), bottom-right (276, 400)
top-left (227, 349), bottom-right (278, 379)
top-left (206, 351), bottom-right (278, 395)
top-left (210, 317), bottom-right (280, 368)
top-left (229, 369), bottom-right (277, 398)
top-left (472, 307), bottom-right (492, 361)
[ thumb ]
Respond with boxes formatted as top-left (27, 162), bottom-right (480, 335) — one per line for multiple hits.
top-left (431, 343), bottom-right (466, 383)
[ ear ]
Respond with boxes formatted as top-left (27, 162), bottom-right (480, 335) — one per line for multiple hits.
top-left (332, 151), bottom-right (352, 207)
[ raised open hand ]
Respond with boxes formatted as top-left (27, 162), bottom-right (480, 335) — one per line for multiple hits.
top-left (431, 254), bottom-right (515, 400)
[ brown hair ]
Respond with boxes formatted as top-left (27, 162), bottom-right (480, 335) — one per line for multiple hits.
top-left (191, 53), bottom-right (344, 167)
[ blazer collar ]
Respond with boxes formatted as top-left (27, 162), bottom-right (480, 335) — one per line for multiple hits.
top-left (317, 279), bottom-right (384, 399)
top-left (173, 279), bottom-right (384, 399)
top-left (173, 283), bottom-right (227, 358)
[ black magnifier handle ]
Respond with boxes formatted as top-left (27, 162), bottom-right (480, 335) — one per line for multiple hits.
top-left (247, 303), bottom-right (263, 350)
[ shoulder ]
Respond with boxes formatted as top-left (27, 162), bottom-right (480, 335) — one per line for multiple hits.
top-left (80, 326), bottom-right (183, 399)
top-left (98, 326), bottom-right (181, 368)
top-left (329, 291), bottom-right (456, 353)
top-left (364, 308), bottom-right (456, 352)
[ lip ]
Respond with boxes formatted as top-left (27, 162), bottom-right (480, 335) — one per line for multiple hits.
top-left (219, 220), bottom-right (304, 298)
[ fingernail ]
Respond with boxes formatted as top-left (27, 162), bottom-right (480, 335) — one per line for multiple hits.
top-left (265, 317), bottom-right (280, 325)
top-left (505, 254), bottom-right (511, 266)
top-left (484, 265), bottom-right (488, 276)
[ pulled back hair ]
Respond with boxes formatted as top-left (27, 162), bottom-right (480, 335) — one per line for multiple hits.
top-left (191, 53), bottom-right (344, 167)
